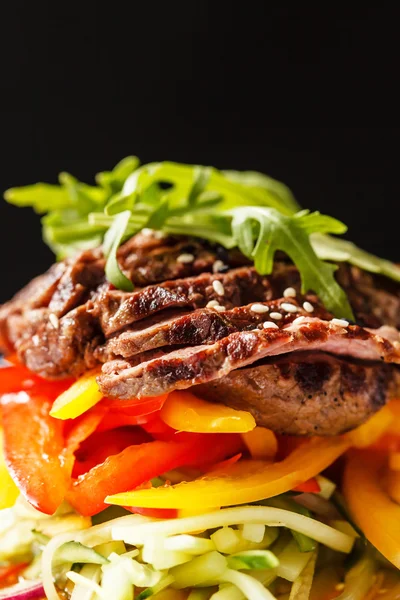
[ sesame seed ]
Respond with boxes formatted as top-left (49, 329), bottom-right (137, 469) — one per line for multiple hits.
top-left (212, 260), bottom-right (226, 273)
top-left (177, 253), bottom-right (195, 264)
top-left (281, 302), bottom-right (299, 314)
top-left (213, 280), bottom-right (225, 296)
top-left (250, 303), bottom-right (270, 314)
top-left (213, 305), bottom-right (226, 312)
top-left (331, 318), bottom-right (349, 328)
top-left (292, 316), bottom-right (306, 325)
top-left (141, 228), bottom-right (154, 236)
top-left (263, 321), bottom-right (279, 329)
top-left (283, 287), bottom-right (296, 298)
top-left (206, 300), bottom-right (220, 308)
top-left (270, 312), bottom-right (283, 321)
top-left (154, 230), bottom-right (166, 240)
top-left (49, 313), bottom-right (59, 329)
top-left (303, 301), bottom-right (314, 313)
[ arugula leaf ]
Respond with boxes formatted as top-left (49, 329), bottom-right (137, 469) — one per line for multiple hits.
top-left (223, 169), bottom-right (300, 213)
top-left (311, 233), bottom-right (400, 282)
top-left (96, 156), bottom-right (140, 194)
top-left (103, 211), bottom-right (134, 292)
top-left (4, 183), bottom-right (72, 213)
top-left (229, 207), bottom-right (354, 319)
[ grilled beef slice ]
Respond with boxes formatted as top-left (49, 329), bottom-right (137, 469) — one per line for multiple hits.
top-left (195, 352), bottom-right (400, 435)
top-left (98, 317), bottom-right (400, 399)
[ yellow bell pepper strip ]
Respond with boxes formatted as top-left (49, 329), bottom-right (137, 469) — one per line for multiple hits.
top-left (0, 428), bottom-right (19, 509)
top-left (50, 369), bottom-right (103, 420)
top-left (344, 404), bottom-right (394, 448)
top-left (106, 435), bottom-right (349, 509)
top-left (241, 427), bottom-right (278, 459)
top-left (343, 450), bottom-right (400, 569)
top-left (160, 391), bottom-right (256, 434)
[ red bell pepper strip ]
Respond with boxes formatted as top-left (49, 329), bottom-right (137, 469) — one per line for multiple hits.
top-left (0, 562), bottom-right (29, 586)
top-left (68, 433), bottom-right (243, 516)
top-left (73, 427), bottom-right (152, 477)
top-left (0, 364), bottom-right (73, 399)
top-left (63, 405), bottom-right (109, 475)
top-left (126, 506), bottom-right (178, 519)
top-left (292, 477), bottom-right (321, 493)
top-left (103, 394), bottom-right (168, 412)
top-left (0, 393), bottom-right (68, 514)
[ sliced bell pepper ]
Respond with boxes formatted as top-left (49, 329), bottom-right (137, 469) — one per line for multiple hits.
top-left (107, 435), bottom-right (349, 509)
top-left (345, 405), bottom-right (394, 448)
top-left (73, 427), bottom-right (151, 477)
top-left (241, 427), bottom-right (278, 459)
top-left (0, 363), bottom-right (73, 399)
top-left (69, 432), bottom-right (242, 516)
top-left (63, 404), bottom-right (109, 476)
top-left (126, 506), bottom-right (178, 519)
top-left (386, 467), bottom-right (400, 504)
top-left (0, 562), bottom-right (29, 586)
top-left (292, 477), bottom-right (321, 493)
top-left (160, 391), bottom-right (256, 433)
top-left (389, 452), bottom-right (400, 472)
top-left (0, 428), bottom-right (19, 509)
top-left (50, 369), bottom-right (103, 420)
top-left (343, 450), bottom-right (400, 568)
top-left (103, 394), bottom-right (168, 412)
top-left (1, 393), bottom-right (68, 514)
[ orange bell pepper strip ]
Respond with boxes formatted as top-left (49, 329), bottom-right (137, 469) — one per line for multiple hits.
top-left (160, 391), bottom-right (256, 433)
top-left (0, 393), bottom-right (68, 514)
top-left (344, 404), bottom-right (394, 448)
top-left (241, 427), bottom-right (278, 459)
top-left (0, 562), bottom-right (29, 586)
top-left (69, 432), bottom-right (242, 516)
top-left (107, 435), bottom-right (349, 509)
top-left (343, 450), bottom-right (400, 569)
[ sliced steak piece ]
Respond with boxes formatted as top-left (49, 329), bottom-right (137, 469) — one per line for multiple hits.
top-left (96, 267), bottom-right (273, 336)
top-left (195, 352), bottom-right (400, 435)
top-left (100, 298), bottom-right (332, 360)
top-left (98, 318), bottom-right (400, 399)
top-left (0, 262), bottom-right (66, 351)
top-left (336, 264), bottom-right (400, 329)
top-left (16, 305), bottom-right (103, 379)
top-left (118, 237), bottom-right (249, 286)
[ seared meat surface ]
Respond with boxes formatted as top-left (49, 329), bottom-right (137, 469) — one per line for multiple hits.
top-left (196, 352), bottom-right (400, 436)
top-left (1, 231), bottom-right (399, 435)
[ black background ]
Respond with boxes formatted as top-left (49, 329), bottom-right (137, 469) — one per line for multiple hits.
top-left (1, 4), bottom-right (399, 302)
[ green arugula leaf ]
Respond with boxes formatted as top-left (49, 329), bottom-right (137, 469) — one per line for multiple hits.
top-left (103, 211), bottom-right (134, 292)
top-left (229, 207), bottom-right (354, 319)
top-left (4, 183), bottom-right (72, 213)
top-left (311, 233), bottom-right (400, 282)
top-left (223, 169), bottom-right (300, 213)
top-left (96, 156), bottom-right (140, 194)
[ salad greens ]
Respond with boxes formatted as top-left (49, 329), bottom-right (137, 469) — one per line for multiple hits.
top-left (5, 156), bottom-right (400, 319)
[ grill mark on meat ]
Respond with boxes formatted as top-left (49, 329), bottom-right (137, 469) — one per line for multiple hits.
top-left (195, 353), bottom-right (400, 435)
top-left (96, 267), bottom-right (273, 336)
top-left (98, 317), bottom-right (400, 400)
top-left (99, 298), bottom-right (331, 360)
top-left (294, 361), bottom-right (333, 394)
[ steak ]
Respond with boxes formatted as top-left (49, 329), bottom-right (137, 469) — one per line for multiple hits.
top-left (99, 298), bottom-right (332, 360)
top-left (195, 352), bottom-right (400, 435)
top-left (1, 231), bottom-right (400, 436)
top-left (98, 317), bottom-right (400, 399)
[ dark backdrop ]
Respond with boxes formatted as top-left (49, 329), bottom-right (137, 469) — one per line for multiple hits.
top-left (1, 4), bottom-right (399, 302)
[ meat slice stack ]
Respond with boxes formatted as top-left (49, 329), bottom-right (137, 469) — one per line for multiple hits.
top-left (1, 231), bottom-right (400, 436)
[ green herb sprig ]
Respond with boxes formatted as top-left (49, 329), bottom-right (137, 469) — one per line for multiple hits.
top-left (4, 156), bottom-right (400, 319)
